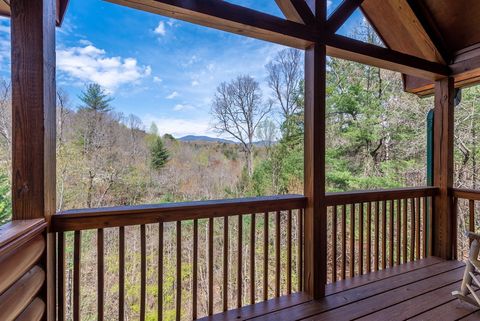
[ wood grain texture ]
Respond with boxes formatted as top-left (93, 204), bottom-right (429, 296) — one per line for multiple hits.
top-left (15, 297), bottom-right (45, 321)
top-left (432, 77), bottom-right (454, 259)
top-left (0, 235), bottom-right (44, 295)
top-left (0, 266), bottom-right (45, 321)
top-left (304, 5), bottom-right (327, 295)
top-left (53, 195), bottom-right (307, 231)
top-left (275, 0), bottom-right (315, 25)
top-left (107, 0), bottom-right (315, 49)
top-left (325, 187), bottom-right (438, 206)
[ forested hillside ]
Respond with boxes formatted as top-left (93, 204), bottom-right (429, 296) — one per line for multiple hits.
top-left (0, 23), bottom-right (480, 320)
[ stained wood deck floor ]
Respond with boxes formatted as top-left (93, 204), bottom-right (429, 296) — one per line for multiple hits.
top-left (199, 257), bottom-right (480, 321)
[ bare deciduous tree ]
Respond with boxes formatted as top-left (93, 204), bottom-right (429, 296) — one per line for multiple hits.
top-left (266, 48), bottom-right (303, 124)
top-left (212, 75), bottom-right (271, 176)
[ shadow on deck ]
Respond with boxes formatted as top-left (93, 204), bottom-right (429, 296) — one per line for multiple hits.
top-left (199, 257), bottom-right (479, 321)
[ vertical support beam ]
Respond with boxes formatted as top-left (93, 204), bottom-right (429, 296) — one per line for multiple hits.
top-left (432, 77), bottom-right (454, 259)
top-left (11, 0), bottom-right (56, 319)
top-left (304, 0), bottom-right (326, 299)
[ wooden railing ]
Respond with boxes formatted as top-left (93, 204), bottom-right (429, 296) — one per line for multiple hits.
top-left (325, 187), bottom-right (438, 283)
top-left (452, 188), bottom-right (480, 260)
top-left (0, 219), bottom-right (47, 321)
top-left (52, 195), bottom-right (306, 321)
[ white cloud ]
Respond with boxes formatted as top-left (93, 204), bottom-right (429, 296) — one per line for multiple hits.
top-left (57, 43), bottom-right (151, 92)
top-left (153, 76), bottom-right (163, 83)
top-left (173, 104), bottom-right (194, 111)
top-left (143, 115), bottom-right (215, 137)
top-left (78, 39), bottom-right (93, 46)
top-left (327, 0), bottom-right (332, 8)
top-left (166, 91), bottom-right (179, 99)
top-left (191, 80), bottom-right (199, 86)
top-left (154, 21), bottom-right (166, 36)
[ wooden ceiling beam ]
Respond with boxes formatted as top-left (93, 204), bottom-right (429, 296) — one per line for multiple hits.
top-left (327, 0), bottom-right (364, 33)
top-left (325, 34), bottom-right (449, 80)
top-left (275, 0), bottom-right (315, 25)
top-left (106, 0), bottom-right (317, 49)
top-left (108, 0), bottom-right (448, 79)
top-left (406, 0), bottom-right (450, 64)
top-left (405, 44), bottom-right (480, 96)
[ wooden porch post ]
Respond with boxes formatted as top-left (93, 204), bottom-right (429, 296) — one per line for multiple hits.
top-left (432, 77), bottom-right (455, 260)
top-left (304, 0), bottom-right (327, 299)
top-left (11, 0), bottom-right (57, 319)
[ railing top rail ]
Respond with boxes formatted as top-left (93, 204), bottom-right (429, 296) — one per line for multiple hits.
top-left (451, 187), bottom-right (480, 201)
top-left (52, 194), bottom-right (307, 232)
top-left (0, 219), bottom-right (46, 257)
top-left (325, 186), bottom-right (439, 206)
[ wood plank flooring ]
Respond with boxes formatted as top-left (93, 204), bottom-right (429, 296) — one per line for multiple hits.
top-left (198, 257), bottom-right (479, 321)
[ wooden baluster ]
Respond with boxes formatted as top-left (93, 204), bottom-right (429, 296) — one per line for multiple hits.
top-left (223, 216), bottom-right (228, 311)
top-left (56, 233), bottom-right (65, 321)
top-left (97, 229), bottom-right (104, 321)
top-left (73, 230), bottom-right (81, 321)
top-left (263, 212), bottom-right (269, 300)
top-left (350, 204), bottom-right (355, 277)
top-left (410, 198), bottom-right (415, 262)
top-left (396, 200), bottom-right (401, 264)
top-left (58, 232), bottom-right (65, 321)
top-left (452, 196), bottom-right (458, 260)
top-left (250, 213), bottom-right (256, 303)
top-left (275, 211), bottom-right (281, 297)
top-left (359, 203), bottom-right (364, 275)
top-left (332, 206), bottom-right (337, 281)
top-left (382, 200), bottom-right (387, 270)
top-left (119, 227), bottom-right (125, 321)
top-left (374, 202), bottom-right (379, 272)
top-left (470, 199), bottom-right (475, 234)
top-left (422, 197), bottom-right (427, 258)
top-left (389, 200), bottom-right (394, 267)
top-left (208, 218), bottom-right (214, 315)
top-left (287, 210), bottom-right (292, 293)
top-left (341, 205), bottom-right (347, 279)
top-left (158, 223), bottom-right (164, 321)
top-left (416, 197), bottom-right (421, 260)
top-left (366, 202), bottom-right (371, 273)
top-left (176, 222), bottom-right (182, 321)
top-left (140, 225), bottom-right (146, 321)
top-left (238, 215), bottom-right (243, 308)
top-left (298, 209), bottom-right (303, 291)
top-left (403, 199), bottom-right (408, 263)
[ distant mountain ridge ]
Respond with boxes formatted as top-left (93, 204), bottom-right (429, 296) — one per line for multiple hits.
top-left (178, 135), bottom-right (274, 146)
top-left (178, 135), bottom-right (236, 144)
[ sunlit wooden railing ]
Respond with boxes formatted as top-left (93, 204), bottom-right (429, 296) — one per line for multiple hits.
top-left (53, 195), bottom-right (306, 321)
top-left (325, 187), bottom-right (438, 283)
top-left (452, 188), bottom-right (480, 260)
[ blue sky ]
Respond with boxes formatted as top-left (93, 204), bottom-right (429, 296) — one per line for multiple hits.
top-left (0, 0), bottom-right (363, 138)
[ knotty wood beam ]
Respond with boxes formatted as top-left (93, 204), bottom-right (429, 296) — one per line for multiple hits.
top-left (107, 0), bottom-right (316, 49)
top-left (304, 0), bottom-right (326, 300)
top-left (325, 34), bottom-right (449, 80)
top-left (275, 0), bottom-right (315, 25)
top-left (11, 0), bottom-right (57, 319)
top-left (109, 0), bottom-right (449, 79)
top-left (432, 77), bottom-right (455, 260)
top-left (406, 0), bottom-right (450, 64)
top-left (404, 44), bottom-right (480, 96)
top-left (327, 0), bottom-right (364, 33)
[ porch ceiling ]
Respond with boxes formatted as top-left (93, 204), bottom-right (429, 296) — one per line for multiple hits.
top-left (361, 0), bottom-right (480, 96)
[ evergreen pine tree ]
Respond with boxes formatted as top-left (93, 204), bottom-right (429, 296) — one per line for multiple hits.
top-left (150, 136), bottom-right (170, 170)
top-left (78, 83), bottom-right (113, 112)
